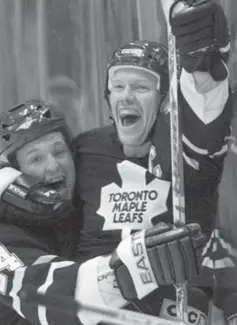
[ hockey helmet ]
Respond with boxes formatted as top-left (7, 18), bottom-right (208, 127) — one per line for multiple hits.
top-left (0, 99), bottom-right (73, 165)
top-left (105, 40), bottom-right (169, 102)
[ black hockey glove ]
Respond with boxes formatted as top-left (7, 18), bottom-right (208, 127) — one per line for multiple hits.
top-left (110, 223), bottom-right (206, 301)
top-left (1, 171), bottom-right (63, 214)
top-left (170, 0), bottom-right (230, 81)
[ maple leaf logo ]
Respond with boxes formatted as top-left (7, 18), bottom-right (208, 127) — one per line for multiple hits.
top-left (97, 161), bottom-right (170, 231)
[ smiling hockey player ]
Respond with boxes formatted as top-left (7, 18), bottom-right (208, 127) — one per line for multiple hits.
top-left (74, 0), bottom-right (232, 322)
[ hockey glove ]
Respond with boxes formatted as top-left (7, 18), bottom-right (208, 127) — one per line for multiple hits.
top-left (0, 166), bottom-right (63, 214)
top-left (170, 0), bottom-right (230, 80)
top-left (110, 223), bottom-right (206, 301)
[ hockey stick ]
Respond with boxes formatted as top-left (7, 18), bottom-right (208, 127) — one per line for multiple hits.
top-left (160, 0), bottom-right (187, 323)
top-left (20, 288), bottom-right (184, 325)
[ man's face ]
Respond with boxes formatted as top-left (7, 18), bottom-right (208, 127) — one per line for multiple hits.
top-left (16, 131), bottom-right (75, 200)
top-left (109, 68), bottom-right (161, 146)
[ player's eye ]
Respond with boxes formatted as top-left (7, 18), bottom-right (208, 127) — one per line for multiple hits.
top-left (54, 143), bottom-right (67, 158)
top-left (134, 84), bottom-right (150, 92)
top-left (54, 149), bottom-right (67, 158)
top-left (112, 82), bottom-right (125, 91)
top-left (28, 155), bottom-right (44, 165)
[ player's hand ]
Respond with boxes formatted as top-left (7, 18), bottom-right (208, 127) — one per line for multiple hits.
top-left (170, 0), bottom-right (229, 55)
top-left (110, 223), bottom-right (206, 301)
top-left (169, 0), bottom-right (230, 80)
top-left (0, 167), bottom-right (63, 214)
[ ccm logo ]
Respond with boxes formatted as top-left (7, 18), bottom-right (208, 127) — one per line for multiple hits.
top-left (160, 299), bottom-right (206, 325)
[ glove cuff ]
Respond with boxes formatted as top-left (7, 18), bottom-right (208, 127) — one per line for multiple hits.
top-left (115, 230), bottom-right (159, 300)
top-left (181, 51), bottom-right (229, 81)
top-left (0, 167), bottom-right (22, 197)
top-left (76, 256), bottom-right (126, 325)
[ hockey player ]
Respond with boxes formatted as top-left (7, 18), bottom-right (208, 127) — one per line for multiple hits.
top-left (0, 100), bottom-right (82, 324)
top-left (0, 100), bottom-right (205, 325)
top-left (73, 0), bottom-right (232, 322)
top-left (0, 0), bottom-right (233, 324)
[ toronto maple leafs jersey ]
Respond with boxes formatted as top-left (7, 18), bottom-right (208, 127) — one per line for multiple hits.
top-left (75, 83), bottom-right (232, 263)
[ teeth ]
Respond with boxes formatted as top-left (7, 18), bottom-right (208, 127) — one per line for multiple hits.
top-left (120, 112), bottom-right (139, 117)
top-left (48, 176), bottom-right (65, 184)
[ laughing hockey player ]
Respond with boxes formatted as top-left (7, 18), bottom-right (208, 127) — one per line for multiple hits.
top-left (0, 1), bottom-right (233, 325)
top-left (74, 0), bottom-right (232, 322)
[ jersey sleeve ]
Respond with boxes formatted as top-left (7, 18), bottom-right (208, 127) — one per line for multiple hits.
top-left (0, 222), bottom-right (126, 325)
top-left (178, 70), bottom-right (233, 235)
top-left (201, 229), bottom-right (237, 314)
top-left (180, 69), bottom-right (232, 168)
top-left (0, 223), bottom-right (80, 325)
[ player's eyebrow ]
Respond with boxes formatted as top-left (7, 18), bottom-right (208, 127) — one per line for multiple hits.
top-left (24, 148), bottom-right (41, 156)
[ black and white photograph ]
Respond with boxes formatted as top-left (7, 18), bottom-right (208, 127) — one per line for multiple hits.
top-left (0, 1), bottom-right (237, 324)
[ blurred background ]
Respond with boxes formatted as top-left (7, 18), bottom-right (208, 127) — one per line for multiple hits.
top-left (0, 0), bottom-right (236, 136)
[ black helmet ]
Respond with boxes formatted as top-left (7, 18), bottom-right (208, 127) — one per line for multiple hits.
top-left (105, 40), bottom-right (169, 102)
top-left (0, 99), bottom-right (73, 166)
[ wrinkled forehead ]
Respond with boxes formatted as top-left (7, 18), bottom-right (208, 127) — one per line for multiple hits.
top-left (110, 67), bottom-right (159, 84)
top-left (18, 131), bottom-right (67, 154)
top-left (108, 66), bottom-right (160, 92)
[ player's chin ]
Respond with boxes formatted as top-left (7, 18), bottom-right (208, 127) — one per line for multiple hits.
top-left (117, 122), bottom-right (146, 145)
top-left (119, 131), bottom-right (147, 147)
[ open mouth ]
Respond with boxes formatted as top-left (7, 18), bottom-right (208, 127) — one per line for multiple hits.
top-left (45, 176), bottom-right (67, 192)
top-left (120, 113), bottom-right (141, 127)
